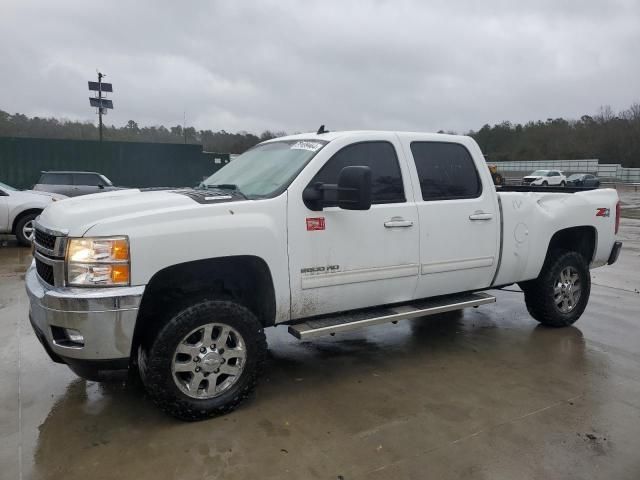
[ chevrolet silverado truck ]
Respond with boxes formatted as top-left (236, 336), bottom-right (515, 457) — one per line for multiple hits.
top-left (26, 131), bottom-right (622, 421)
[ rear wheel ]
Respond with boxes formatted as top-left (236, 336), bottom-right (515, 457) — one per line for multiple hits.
top-left (520, 250), bottom-right (591, 327)
top-left (15, 212), bottom-right (39, 246)
top-left (141, 300), bottom-right (267, 421)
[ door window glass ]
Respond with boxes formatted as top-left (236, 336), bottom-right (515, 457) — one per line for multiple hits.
top-left (410, 142), bottom-right (482, 201)
top-left (309, 141), bottom-right (405, 206)
top-left (39, 173), bottom-right (72, 185)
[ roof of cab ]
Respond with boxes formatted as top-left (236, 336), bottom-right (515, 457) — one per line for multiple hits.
top-left (40, 170), bottom-right (102, 175)
top-left (266, 130), bottom-right (472, 144)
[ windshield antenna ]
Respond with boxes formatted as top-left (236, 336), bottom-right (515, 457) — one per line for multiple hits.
top-left (317, 124), bottom-right (329, 134)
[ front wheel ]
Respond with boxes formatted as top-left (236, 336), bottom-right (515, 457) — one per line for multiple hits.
top-left (541, 181), bottom-right (548, 186)
top-left (15, 212), bottom-right (39, 246)
top-left (141, 300), bottom-right (267, 421)
top-left (520, 250), bottom-right (591, 327)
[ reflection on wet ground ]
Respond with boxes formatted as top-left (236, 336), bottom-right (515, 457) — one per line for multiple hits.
top-left (1, 208), bottom-right (640, 479)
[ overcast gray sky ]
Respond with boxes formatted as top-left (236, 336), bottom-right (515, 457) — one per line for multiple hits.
top-left (1, 0), bottom-right (639, 134)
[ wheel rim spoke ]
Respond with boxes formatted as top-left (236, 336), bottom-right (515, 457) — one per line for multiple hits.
top-left (216, 325), bottom-right (231, 345)
top-left (219, 363), bottom-right (241, 376)
top-left (201, 324), bottom-right (214, 344)
top-left (176, 343), bottom-right (198, 357)
top-left (174, 361), bottom-right (194, 373)
top-left (188, 372), bottom-right (205, 393)
top-left (204, 375), bottom-right (219, 395)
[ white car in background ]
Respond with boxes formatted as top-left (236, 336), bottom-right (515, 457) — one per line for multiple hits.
top-left (522, 169), bottom-right (567, 187)
top-left (0, 181), bottom-right (66, 246)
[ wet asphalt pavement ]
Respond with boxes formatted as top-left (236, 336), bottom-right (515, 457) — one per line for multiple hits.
top-left (1, 198), bottom-right (640, 479)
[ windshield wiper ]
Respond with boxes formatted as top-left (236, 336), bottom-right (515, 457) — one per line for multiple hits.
top-left (202, 183), bottom-right (247, 199)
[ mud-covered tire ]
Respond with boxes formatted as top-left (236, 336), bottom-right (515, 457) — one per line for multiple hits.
top-left (15, 212), bottom-right (39, 247)
top-left (520, 250), bottom-right (591, 327)
top-left (140, 300), bottom-right (267, 421)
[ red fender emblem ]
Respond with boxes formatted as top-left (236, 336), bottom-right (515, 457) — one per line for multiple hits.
top-left (306, 217), bottom-right (325, 231)
top-left (596, 208), bottom-right (610, 217)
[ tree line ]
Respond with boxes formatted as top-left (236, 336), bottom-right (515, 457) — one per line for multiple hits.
top-left (0, 110), bottom-right (284, 154)
top-left (1, 103), bottom-right (639, 166)
top-left (469, 103), bottom-right (640, 167)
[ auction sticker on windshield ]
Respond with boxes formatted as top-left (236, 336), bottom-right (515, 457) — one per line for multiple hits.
top-left (291, 141), bottom-right (323, 152)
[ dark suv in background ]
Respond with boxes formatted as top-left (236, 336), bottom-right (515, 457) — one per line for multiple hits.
top-left (34, 171), bottom-right (120, 197)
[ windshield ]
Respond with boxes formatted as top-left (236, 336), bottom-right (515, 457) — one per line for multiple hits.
top-left (531, 170), bottom-right (549, 176)
top-left (568, 174), bottom-right (584, 180)
top-left (200, 140), bottom-right (327, 198)
top-left (0, 180), bottom-right (17, 191)
top-left (99, 174), bottom-right (113, 186)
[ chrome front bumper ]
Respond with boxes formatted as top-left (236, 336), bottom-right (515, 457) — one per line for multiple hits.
top-left (25, 261), bottom-right (145, 362)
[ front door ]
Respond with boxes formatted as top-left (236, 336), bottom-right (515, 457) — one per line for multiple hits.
top-left (287, 136), bottom-right (420, 319)
top-left (400, 139), bottom-right (500, 298)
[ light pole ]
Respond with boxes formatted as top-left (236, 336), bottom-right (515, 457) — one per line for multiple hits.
top-left (88, 72), bottom-right (114, 142)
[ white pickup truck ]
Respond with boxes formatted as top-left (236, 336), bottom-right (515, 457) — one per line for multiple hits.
top-left (26, 130), bottom-right (622, 420)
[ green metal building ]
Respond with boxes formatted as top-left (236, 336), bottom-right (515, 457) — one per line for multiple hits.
top-left (0, 137), bottom-right (230, 189)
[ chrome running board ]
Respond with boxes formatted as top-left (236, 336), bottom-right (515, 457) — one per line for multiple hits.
top-left (288, 292), bottom-right (496, 340)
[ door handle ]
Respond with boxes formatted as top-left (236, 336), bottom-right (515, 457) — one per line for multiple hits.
top-left (469, 212), bottom-right (493, 221)
top-left (384, 217), bottom-right (414, 228)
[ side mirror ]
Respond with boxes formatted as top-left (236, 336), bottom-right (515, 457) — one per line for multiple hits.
top-left (302, 166), bottom-right (372, 211)
top-left (98, 184), bottom-right (105, 189)
top-left (337, 166), bottom-right (372, 210)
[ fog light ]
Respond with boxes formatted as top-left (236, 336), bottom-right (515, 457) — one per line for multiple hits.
top-left (66, 329), bottom-right (84, 344)
top-left (51, 326), bottom-right (85, 348)
top-left (65, 328), bottom-right (84, 345)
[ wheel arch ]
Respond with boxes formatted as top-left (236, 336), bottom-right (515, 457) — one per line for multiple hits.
top-left (12, 208), bottom-right (42, 234)
top-left (132, 255), bottom-right (276, 357)
top-left (545, 225), bottom-right (597, 264)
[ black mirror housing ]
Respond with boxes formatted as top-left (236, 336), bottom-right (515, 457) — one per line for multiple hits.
top-left (302, 166), bottom-right (372, 211)
top-left (337, 166), bottom-right (372, 210)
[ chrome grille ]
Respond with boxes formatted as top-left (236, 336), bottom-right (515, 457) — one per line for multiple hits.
top-left (33, 224), bottom-right (67, 287)
top-left (34, 229), bottom-right (56, 250)
top-left (35, 258), bottom-right (55, 286)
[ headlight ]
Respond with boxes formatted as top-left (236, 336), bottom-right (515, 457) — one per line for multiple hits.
top-left (66, 236), bottom-right (130, 286)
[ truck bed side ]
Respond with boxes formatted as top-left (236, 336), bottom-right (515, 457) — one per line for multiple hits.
top-left (493, 188), bottom-right (619, 286)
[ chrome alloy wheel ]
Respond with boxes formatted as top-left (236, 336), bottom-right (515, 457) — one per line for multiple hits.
top-left (22, 219), bottom-right (35, 242)
top-left (554, 266), bottom-right (582, 313)
top-left (171, 323), bottom-right (246, 399)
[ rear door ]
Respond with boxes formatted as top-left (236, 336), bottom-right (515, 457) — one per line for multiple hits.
top-left (399, 138), bottom-right (500, 298)
top-left (287, 135), bottom-right (420, 319)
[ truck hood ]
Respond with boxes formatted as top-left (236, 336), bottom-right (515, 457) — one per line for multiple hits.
top-left (36, 188), bottom-right (241, 236)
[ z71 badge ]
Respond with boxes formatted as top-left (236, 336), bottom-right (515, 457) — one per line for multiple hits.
top-left (596, 208), bottom-right (610, 217)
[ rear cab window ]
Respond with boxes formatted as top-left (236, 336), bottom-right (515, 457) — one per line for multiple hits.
top-left (307, 141), bottom-right (405, 207)
top-left (409, 142), bottom-right (482, 201)
top-left (39, 173), bottom-right (73, 185)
